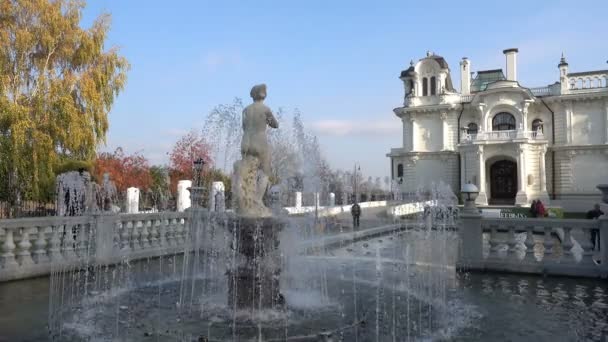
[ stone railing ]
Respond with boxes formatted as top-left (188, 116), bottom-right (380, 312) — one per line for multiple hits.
top-left (568, 71), bottom-right (608, 92)
top-left (460, 94), bottom-right (474, 102)
top-left (529, 86), bottom-right (552, 96)
top-left (461, 130), bottom-right (545, 143)
top-left (458, 213), bottom-right (608, 278)
top-left (0, 212), bottom-right (190, 282)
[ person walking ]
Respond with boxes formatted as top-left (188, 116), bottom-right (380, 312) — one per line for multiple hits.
top-left (586, 203), bottom-right (605, 252)
top-left (351, 202), bottom-right (361, 229)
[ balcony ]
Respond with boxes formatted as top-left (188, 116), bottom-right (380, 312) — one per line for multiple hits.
top-left (461, 130), bottom-right (546, 144)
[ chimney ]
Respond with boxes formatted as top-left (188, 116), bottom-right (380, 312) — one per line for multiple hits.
top-left (460, 57), bottom-right (471, 95)
top-left (503, 48), bottom-right (518, 81)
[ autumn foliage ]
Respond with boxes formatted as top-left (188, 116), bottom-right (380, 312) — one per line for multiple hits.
top-left (94, 148), bottom-right (152, 193)
top-left (168, 130), bottom-right (212, 193)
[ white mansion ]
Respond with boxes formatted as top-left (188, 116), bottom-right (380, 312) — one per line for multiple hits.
top-left (387, 49), bottom-right (608, 210)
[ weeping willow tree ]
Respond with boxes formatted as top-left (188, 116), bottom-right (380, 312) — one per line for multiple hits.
top-left (0, 0), bottom-right (129, 206)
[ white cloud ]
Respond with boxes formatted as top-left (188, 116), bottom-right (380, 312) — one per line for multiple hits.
top-left (311, 119), bottom-right (400, 137)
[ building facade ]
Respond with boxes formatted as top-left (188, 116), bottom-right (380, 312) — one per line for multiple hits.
top-left (387, 49), bottom-right (608, 210)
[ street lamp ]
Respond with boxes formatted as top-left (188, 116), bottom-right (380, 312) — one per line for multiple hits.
top-left (461, 183), bottom-right (479, 212)
top-left (190, 157), bottom-right (206, 208)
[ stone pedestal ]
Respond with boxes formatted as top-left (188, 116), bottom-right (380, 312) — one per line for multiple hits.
top-left (209, 181), bottom-right (225, 212)
top-left (294, 192), bottom-right (302, 208)
top-left (126, 187), bottom-right (140, 213)
top-left (226, 216), bottom-right (285, 310)
top-left (177, 180), bottom-right (192, 212)
top-left (329, 193), bottom-right (335, 207)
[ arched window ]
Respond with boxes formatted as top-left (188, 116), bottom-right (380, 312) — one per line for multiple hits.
top-left (408, 79), bottom-right (414, 94)
top-left (422, 78), bottom-right (428, 96)
top-left (532, 119), bottom-right (543, 133)
top-left (430, 76), bottom-right (436, 95)
top-left (492, 112), bottom-right (516, 131)
top-left (467, 122), bottom-right (478, 135)
top-left (397, 164), bottom-right (404, 178)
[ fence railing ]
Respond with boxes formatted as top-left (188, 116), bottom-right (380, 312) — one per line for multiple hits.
top-left (458, 213), bottom-right (608, 278)
top-left (0, 211), bottom-right (190, 282)
top-left (461, 130), bottom-right (545, 143)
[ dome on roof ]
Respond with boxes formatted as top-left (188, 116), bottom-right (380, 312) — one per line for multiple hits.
top-left (400, 66), bottom-right (415, 78)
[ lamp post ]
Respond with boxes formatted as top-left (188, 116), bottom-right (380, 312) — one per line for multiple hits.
top-left (190, 158), bottom-right (206, 208)
top-left (461, 183), bottom-right (479, 213)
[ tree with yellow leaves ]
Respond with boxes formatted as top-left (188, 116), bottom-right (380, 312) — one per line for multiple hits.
top-left (0, 0), bottom-right (129, 209)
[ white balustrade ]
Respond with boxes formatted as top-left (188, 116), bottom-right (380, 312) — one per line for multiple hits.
top-left (460, 216), bottom-right (607, 278)
top-left (0, 212), bottom-right (190, 282)
top-left (460, 94), bottom-right (474, 102)
top-left (461, 130), bottom-right (545, 143)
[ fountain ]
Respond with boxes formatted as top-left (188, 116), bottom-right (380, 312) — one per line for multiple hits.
top-left (47, 85), bottom-right (468, 341)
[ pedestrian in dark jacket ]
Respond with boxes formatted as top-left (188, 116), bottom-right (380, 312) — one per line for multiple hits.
top-left (351, 203), bottom-right (361, 229)
top-left (587, 203), bottom-right (604, 251)
top-left (530, 200), bottom-right (538, 218)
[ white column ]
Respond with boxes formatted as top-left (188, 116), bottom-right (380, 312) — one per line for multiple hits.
top-left (538, 146), bottom-right (550, 203)
top-left (209, 181), bottom-right (225, 212)
top-left (411, 117), bottom-right (417, 151)
top-left (329, 193), bottom-right (336, 207)
top-left (604, 100), bottom-right (608, 144)
top-left (515, 146), bottom-right (528, 205)
top-left (476, 146), bottom-right (488, 205)
top-left (294, 191), bottom-right (302, 208)
top-left (176, 180), bottom-right (192, 212)
top-left (565, 102), bottom-right (573, 144)
top-left (126, 187), bottom-right (140, 214)
top-left (441, 112), bottom-right (449, 150)
top-left (314, 192), bottom-right (320, 207)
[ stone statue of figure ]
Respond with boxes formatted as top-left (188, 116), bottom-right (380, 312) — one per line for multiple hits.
top-left (232, 84), bottom-right (279, 217)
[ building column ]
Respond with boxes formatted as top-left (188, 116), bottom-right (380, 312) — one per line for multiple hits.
top-left (538, 145), bottom-right (550, 203)
top-left (441, 112), bottom-right (449, 150)
top-left (410, 116), bottom-right (417, 151)
top-left (565, 102), bottom-right (573, 144)
top-left (604, 99), bottom-right (608, 144)
top-left (476, 146), bottom-right (488, 205)
top-left (515, 145), bottom-right (528, 205)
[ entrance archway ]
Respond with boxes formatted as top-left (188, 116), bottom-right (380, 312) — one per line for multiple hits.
top-left (490, 159), bottom-right (517, 204)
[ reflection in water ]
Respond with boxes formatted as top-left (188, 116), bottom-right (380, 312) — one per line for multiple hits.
top-left (455, 273), bottom-right (608, 341)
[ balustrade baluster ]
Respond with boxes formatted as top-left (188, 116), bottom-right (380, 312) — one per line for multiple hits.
top-left (542, 226), bottom-right (554, 262)
top-left (159, 219), bottom-right (168, 247)
top-left (1, 229), bottom-right (18, 268)
top-left (17, 228), bottom-right (34, 266)
top-left (524, 226), bottom-right (536, 263)
top-left (579, 227), bottom-right (595, 265)
top-left (33, 226), bottom-right (49, 264)
top-left (175, 219), bottom-right (184, 245)
top-left (561, 226), bottom-right (574, 263)
top-left (121, 221), bottom-right (131, 251)
top-left (149, 220), bottom-right (159, 247)
top-left (488, 225), bottom-right (500, 259)
top-left (166, 219), bottom-right (176, 246)
top-left (62, 224), bottom-right (77, 259)
top-left (140, 220), bottom-right (150, 249)
top-left (48, 225), bottom-right (63, 262)
top-left (131, 220), bottom-right (141, 250)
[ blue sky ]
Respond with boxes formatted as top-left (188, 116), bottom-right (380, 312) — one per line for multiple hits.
top-left (82, 0), bottom-right (608, 178)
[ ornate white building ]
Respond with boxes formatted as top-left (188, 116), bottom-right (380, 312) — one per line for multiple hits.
top-left (387, 49), bottom-right (608, 210)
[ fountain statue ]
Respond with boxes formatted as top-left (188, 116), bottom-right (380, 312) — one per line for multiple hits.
top-left (232, 83), bottom-right (278, 217)
top-left (227, 84), bottom-right (285, 310)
